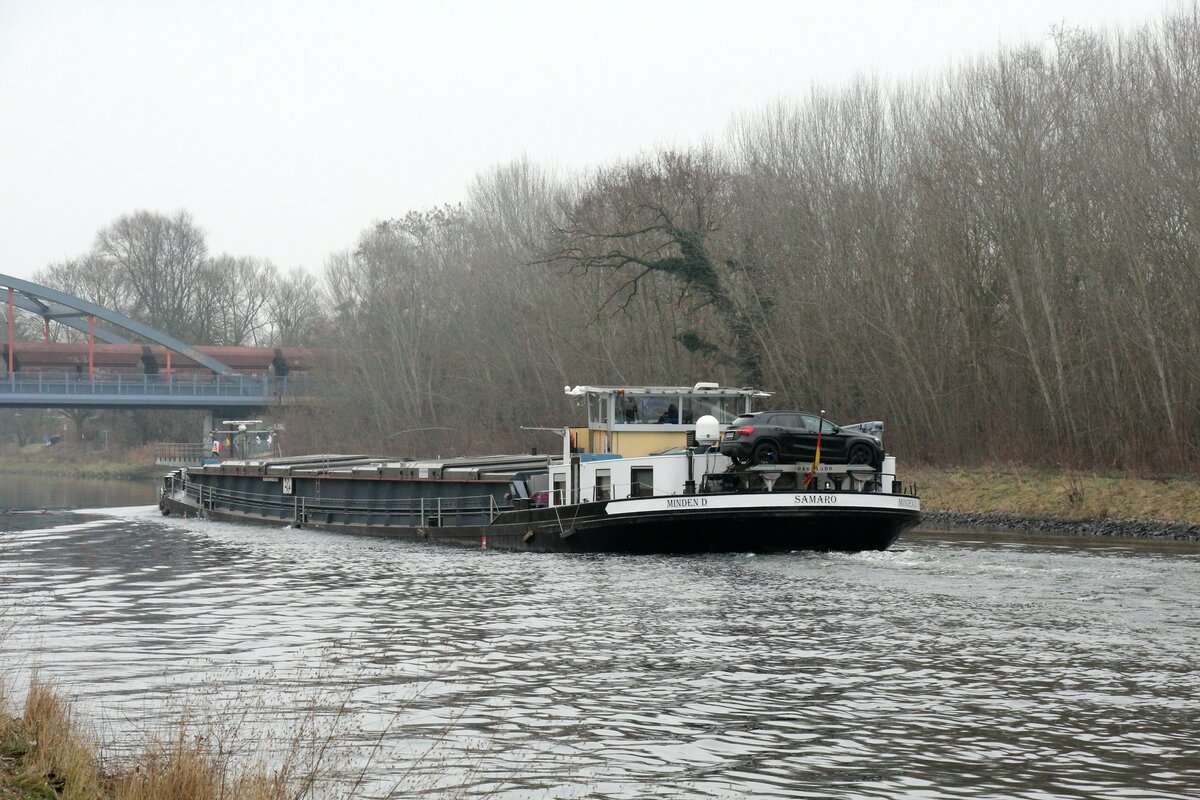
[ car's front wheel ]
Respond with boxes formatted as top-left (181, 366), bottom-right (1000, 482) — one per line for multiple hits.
top-left (752, 441), bottom-right (780, 465)
top-left (847, 443), bottom-right (874, 465)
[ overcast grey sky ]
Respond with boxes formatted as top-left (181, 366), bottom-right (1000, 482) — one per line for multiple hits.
top-left (0, 0), bottom-right (1169, 280)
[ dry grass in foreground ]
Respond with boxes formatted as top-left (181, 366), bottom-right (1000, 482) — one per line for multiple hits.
top-left (0, 676), bottom-right (324, 800)
top-left (906, 465), bottom-right (1200, 524)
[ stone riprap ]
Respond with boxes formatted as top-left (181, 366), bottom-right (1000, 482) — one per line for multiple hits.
top-left (920, 510), bottom-right (1200, 542)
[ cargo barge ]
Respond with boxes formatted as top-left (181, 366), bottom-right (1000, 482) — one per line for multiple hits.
top-left (158, 383), bottom-right (921, 553)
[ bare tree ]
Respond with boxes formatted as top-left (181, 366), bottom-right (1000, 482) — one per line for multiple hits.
top-left (268, 266), bottom-right (325, 345)
top-left (535, 148), bottom-right (770, 385)
top-left (92, 210), bottom-right (208, 340)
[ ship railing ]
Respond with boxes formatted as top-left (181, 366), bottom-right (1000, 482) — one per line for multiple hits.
top-left (569, 474), bottom-right (915, 503)
top-left (154, 443), bottom-right (210, 465)
top-left (177, 477), bottom-right (511, 525)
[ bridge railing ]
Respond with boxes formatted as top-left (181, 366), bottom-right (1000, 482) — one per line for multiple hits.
top-left (0, 372), bottom-right (311, 399)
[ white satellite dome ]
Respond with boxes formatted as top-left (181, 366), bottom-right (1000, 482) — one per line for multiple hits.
top-left (694, 414), bottom-right (720, 445)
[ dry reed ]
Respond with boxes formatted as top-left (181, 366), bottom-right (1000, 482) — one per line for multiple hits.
top-left (0, 674), bottom-right (332, 800)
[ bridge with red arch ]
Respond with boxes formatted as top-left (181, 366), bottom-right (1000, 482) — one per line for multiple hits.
top-left (2, 272), bottom-right (318, 410)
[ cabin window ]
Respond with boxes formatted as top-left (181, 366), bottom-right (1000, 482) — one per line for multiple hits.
top-left (630, 467), bottom-right (654, 498)
top-left (552, 475), bottom-right (566, 506)
top-left (595, 469), bottom-right (611, 502)
top-left (617, 394), bottom-right (640, 423)
top-left (587, 394), bottom-right (611, 425)
top-left (713, 397), bottom-right (744, 423)
top-left (679, 397), bottom-right (699, 425)
top-left (689, 397), bottom-right (736, 423)
top-left (636, 395), bottom-right (677, 424)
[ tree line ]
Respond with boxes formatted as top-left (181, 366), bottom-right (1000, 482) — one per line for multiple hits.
top-left (11, 10), bottom-right (1200, 468)
top-left (315, 11), bottom-right (1200, 469)
top-left (32, 210), bottom-right (324, 348)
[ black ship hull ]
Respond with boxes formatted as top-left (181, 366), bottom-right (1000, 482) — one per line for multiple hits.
top-left (159, 490), bottom-right (918, 554)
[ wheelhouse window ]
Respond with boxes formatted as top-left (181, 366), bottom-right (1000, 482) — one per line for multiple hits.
top-left (691, 396), bottom-right (741, 423)
top-left (585, 393), bottom-right (612, 425)
top-left (633, 395), bottom-right (677, 424)
top-left (617, 394), bottom-right (640, 423)
top-left (679, 397), bottom-right (698, 425)
top-left (587, 387), bottom-right (760, 427)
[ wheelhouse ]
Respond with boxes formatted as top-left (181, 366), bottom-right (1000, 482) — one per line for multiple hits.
top-left (544, 383), bottom-right (772, 507)
top-left (567, 383), bottom-right (771, 457)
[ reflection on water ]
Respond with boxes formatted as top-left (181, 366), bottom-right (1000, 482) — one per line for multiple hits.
top-left (2, 507), bottom-right (1199, 799)
top-left (0, 472), bottom-right (155, 510)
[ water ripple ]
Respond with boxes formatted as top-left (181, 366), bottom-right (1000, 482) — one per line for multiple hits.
top-left (2, 508), bottom-right (1199, 798)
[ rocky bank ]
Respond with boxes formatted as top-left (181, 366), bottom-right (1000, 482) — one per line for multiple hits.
top-left (920, 510), bottom-right (1200, 543)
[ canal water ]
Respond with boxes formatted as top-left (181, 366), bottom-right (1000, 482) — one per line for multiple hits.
top-left (1, 499), bottom-right (1198, 798)
top-left (1, 472), bottom-right (156, 510)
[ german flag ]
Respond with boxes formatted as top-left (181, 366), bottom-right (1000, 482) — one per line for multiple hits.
top-left (803, 423), bottom-right (822, 489)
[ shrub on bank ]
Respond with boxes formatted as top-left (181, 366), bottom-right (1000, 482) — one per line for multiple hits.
top-left (0, 677), bottom-right (319, 800)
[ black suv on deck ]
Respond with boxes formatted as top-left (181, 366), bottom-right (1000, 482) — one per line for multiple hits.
top-left (719, 411), bottom-right (884, 468)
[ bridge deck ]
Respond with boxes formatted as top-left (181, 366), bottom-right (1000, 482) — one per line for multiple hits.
top-left (0, 372), bottom-right (312, 409)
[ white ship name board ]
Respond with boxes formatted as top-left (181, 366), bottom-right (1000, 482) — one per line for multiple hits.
top-left (604, 493), bottom-right (920, 516)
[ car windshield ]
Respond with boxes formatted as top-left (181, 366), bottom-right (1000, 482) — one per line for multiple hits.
top-left (731, 415), bottom-right (758, 426)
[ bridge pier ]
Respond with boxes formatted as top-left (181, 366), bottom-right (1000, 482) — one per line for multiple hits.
top-left (202, 411), bottom-right (214, 444)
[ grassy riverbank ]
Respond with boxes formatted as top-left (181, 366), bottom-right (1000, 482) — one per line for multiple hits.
top-left (0, 446), bottom-right (161, 482)
top-left (906, 465), bottom-right (1200, 525)
top-left (0, 678), bottom-right (314, 800)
